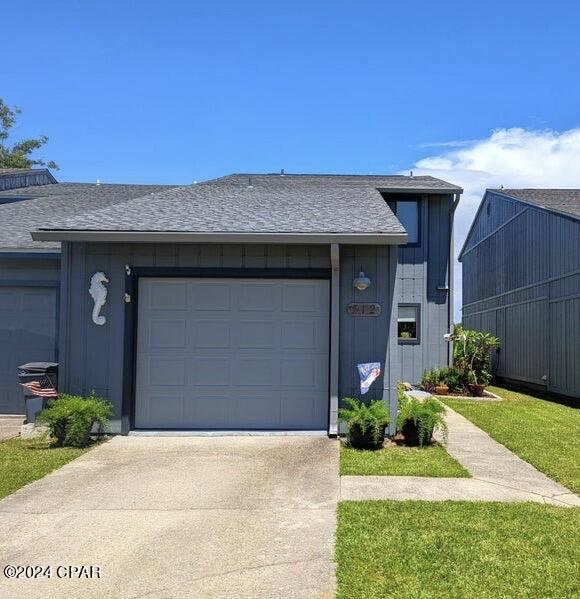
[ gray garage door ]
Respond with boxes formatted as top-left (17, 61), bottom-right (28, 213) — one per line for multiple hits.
top-left (135, 278), bottom-right (330, 430)
top-left (0, 286), bottom-right (58, 414)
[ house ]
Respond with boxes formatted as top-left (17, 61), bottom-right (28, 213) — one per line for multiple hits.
top-left (0, 169), bottom-right (174, 413)
top-left (24, 173), bottom-right (461, 435)
top-left (459, 188), bottom-right (580, 399)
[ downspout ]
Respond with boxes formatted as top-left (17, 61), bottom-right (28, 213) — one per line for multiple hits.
top-left (448, 193), bottom-right (461, 365)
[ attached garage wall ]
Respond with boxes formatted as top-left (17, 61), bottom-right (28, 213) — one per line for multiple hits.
top-left (0, 256), bottom-right (60, 413)
top-left (59, 243), bottom-right (331, 432)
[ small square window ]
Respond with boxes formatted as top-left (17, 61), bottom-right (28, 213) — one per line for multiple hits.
top-left (398, 304), bottom-right (420, 344)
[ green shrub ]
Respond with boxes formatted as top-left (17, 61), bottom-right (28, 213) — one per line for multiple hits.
top-left (339, 397), bottom-right (390, 448)
top-left (397, 390), bottom-right (448, 446)
top-left (440, 366), bottom-right (468, 393)
top-left (420, 368), bottom-right (443, 392)
top-left (37, 393), bottom-right (112, 448)
top-left (421, 365), bottom-right (473, 394)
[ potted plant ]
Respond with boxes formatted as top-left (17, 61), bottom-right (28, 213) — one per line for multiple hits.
top-left (420, 368), bottom-right (442, 393)
top-left (396, 391), bottom-right (448, 447)
top-left (420, 368), bottom-right (449, 395)
top-left (338, 397), bottom-right (389, 449)
top-left (453, 326), bottom-right (500, 396)
top-left (467, 369), bottom-right (492, 397)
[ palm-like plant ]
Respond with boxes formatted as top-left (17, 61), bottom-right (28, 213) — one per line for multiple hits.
top-left (453, 325), bottom-right (500, 385)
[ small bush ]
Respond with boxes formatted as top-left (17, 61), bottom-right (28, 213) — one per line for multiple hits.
top-left (338, 397), bottom-right (390, 449)
top-left (421, 366), bottom-right (469, 394)
top-left (37, 393), bottom-right (112, 448)
top-left (441, 367), bottom-right (468, 393)
top-left (397, 390), bottom-right (448, 446)
top-left (420, 368), bottom-right (443, 392)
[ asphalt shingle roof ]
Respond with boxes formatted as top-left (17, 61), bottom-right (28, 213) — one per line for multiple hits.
top-left (0, 182), bottom-right (175, 249)
top-left (36, 173), bottom-right (460, 237)
top-left (495, 188), bottom-right (580, 219)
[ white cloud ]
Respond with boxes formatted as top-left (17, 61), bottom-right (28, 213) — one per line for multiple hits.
top-left (407, 127), bottom-right (580, 320)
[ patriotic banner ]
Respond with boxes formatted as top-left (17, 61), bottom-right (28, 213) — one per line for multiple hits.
top-left (357, 362), bottom-right (381, 395)
top-left (19, 376), bottom-right (58, 398)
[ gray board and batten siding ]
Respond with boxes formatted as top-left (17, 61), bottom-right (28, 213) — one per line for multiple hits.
top-left (57, 200), bottom-right (453, 434)
top-left (58, 243), bottom-right (334, 432)
top-left (388, 193), bottom-right (453, 384)
top-left (461, 190), bottom-right (580, 398)
top-left (34, 174), bottom-right (458, 433)
top-left (60, 242), bottom-right (403, 433)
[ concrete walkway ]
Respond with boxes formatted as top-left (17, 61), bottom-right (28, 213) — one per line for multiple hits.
top-left (0, 436), bottom-right (339, 599)
top-left (341, 406), bottom-right (580, 507)
top-left (0, 415), bottom-right (24, 440)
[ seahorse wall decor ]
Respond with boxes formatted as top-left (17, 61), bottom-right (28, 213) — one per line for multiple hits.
top-left (89, 272), bottom-right (109, 325)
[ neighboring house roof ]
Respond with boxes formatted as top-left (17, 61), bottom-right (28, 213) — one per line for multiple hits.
top-left (458, 187), bottom-right (580, 261)
top-left (492, 188), bottom-right (580, 219)
top-left (0, 182), bottom-right (175, 250)
top-left (0, 168), bottom-right (57, 191)
top-left (32, 173), bottom-right (461, 245)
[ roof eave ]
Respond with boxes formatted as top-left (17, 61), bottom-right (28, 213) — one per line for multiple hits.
top-left (31, 230), bottom-right (408, 245)
top-left (376, 186), bottom-right (463, 195)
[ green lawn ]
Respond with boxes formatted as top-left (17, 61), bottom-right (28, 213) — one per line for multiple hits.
top-left (336, 500), bottom-right (580, 599)
top-left (444, 385), bottom-right (580, 492)
top-left (0, 437), bottom-right (92, 500)
top-left (340, 442), bottom-right (469, 477)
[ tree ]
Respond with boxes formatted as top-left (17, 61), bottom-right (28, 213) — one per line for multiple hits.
top-left (0, 98), bottom-right (58, 169)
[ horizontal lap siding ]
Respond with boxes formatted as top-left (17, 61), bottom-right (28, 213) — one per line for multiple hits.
top-left (61, 243), bottom-right (331, 433)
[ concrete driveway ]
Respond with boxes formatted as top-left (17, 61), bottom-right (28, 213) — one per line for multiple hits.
top-left (0, 415), bottom-right (24, 440)
top-left (0, 436), bottom-right (339, 599)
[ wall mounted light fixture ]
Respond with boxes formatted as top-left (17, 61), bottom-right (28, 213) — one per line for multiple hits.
top-left (353, 270), bottom-right (371, 291)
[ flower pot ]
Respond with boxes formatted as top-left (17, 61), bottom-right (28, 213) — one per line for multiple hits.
top-left (467, 384), bottom-right (485, 397)
top-left (401, 420), bottom-right (434, 447)
top-left (348, 423), bottom-right (385, 450)
top-left (434, 385), bottom-right (449, 395)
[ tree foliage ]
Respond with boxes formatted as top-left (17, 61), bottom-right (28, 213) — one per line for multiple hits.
top-left (0, 98), bottom-right (58, 169)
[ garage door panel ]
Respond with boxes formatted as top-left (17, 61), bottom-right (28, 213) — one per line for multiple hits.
top-left (281, 284), bottom-right (317, 312)
top-left (192, 283), bottom-right (231, 311)
top-left (281, 321), bottom-right (320, 349)
top-left (239, 284), bottom-right (277, 312)
top-left (280, 392), bottom-right (327, 429)
top-left (281, 358), bottom-right (317, 387)
top-left (150, 282), bottom-right (188, 310)
top-left (237, 358), bottom-right (275, 386)
top-left (0, 286), bottom-right (57, 414)
top-left (231, 394), bottom-right (281, 427)
top-left (238, 321), bottom-right (276, 348)
top-left (135, 278), bottom-right (329, 429)
top-left (149, 320), bottom-right (187, 348)
top-left (194, 321), bottom-right (231, 348)
top-left (146, 394), bottom-right (185, 428)
top-left (188, 395), bottom-right (230, 428)
top-left (147, 357), bottom-right (186, 386)
top-left (192, 358), bottom-right (231, 386)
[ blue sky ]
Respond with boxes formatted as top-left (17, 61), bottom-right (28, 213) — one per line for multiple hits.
top-left (4, 0), bottom-right (580, 316)
top-left (3, 0), bottom-right (579, 184)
